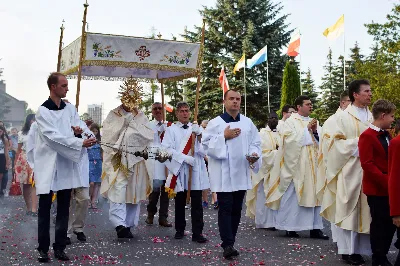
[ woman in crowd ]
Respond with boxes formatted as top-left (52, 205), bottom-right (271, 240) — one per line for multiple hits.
top-left (0, 125), bottom-right (11, 196)
top-left (88, 123), bottom-right (102, 209)
top-left (15, 114), bottom-right (37, 215)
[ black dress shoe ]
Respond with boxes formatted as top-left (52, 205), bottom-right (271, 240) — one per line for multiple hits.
top-left (192, 235), bottom-right (208, 243)
top-left (285, 231), bottom-right (300, 238)
top-left (74, 231), bottom-right (87, 242)
top-left (37, 250), bottom-right (49, 263)
top-left (54, 250), bottom-right (69, 261)
top-left (266, 227), bottom-right (277, 231)
top-left (342, 254), bottom-right (365, 265)
top-left (159, 220), bottom-right (172, 227)
top-left (174, 231), bottom-right (184, 239)
top-left (116, 225), bottom-right (134, 239)
top-left (231, 246), bottom-right (239, 257)
top-left (310, 229), bottom-right (329, 240)
top-left (223, 246), bottom-right (236, 260)
top-left (65, 237), bottom-right (71, 245)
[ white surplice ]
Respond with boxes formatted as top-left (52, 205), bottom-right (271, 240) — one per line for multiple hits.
top-left (162, 122), bottom-right (209, 193)
top-left (34, 103), bottom-right (84, 195)
top-left (202, 116), bottom-right (261, 192)
top-left (145, 120), bottom-right (168, 181)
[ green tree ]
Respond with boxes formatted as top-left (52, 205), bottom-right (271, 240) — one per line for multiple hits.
top-left (347, 42), bottom-right (364, 83)
top-left (353, 4), bottom-right (400, 114)
top-left (280, 60), bottom-right (301, 110)
top-left (80, 113), bottom-right (92, 121)
top-left (181, 0), bottom-right (291, 125)
top-left (301, 68), bottom-right (318, 104)
top-left (141, 81), bottom-right (160, 117)
top-left (314, 49), bottom-right (336, 123)
top-left (164, 81), bottom-right (183, 122)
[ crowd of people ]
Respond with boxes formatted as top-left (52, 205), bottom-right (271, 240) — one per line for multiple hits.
top-left (0, 73), bottom-right (399, 266)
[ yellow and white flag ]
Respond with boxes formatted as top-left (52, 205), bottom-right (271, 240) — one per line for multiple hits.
top-left (233, 54), bottom-right (245, 73)
top-left (323, 15), bottom-right (344, 40)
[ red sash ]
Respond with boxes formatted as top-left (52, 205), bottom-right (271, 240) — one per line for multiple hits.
top-left (169, 134), bottom-right (193, 190)
top-left (160, 121), bottom-right (172, 142)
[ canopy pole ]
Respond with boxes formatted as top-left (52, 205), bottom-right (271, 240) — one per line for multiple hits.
top-left (187, 19), bottom-right (206, 203)
top-left (75, 1), bottom-right (89, 111)
top-left (161, 81), bottom-right (165, 121)
top-left (57, 20), bottom-right (65, 72)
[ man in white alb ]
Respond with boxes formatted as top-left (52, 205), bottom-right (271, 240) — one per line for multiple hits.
top-left (100, 85), bottom-right (154, 239)
top-left (202, 90), bottom-right (261, 259)
top-left (267, 95), bottom-right (329, 240)
top-left (162, 102), bottom-right (209, 243)
top-left (35, 73), bottom-right (96, 263)
top-left (145, 102), bottom-right (172, 227)
top-left (322, 80), bottom-right (373, 265)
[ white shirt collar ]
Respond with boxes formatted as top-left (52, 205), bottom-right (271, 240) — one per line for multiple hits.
top-left (369, 123), bottom-right (382, 132)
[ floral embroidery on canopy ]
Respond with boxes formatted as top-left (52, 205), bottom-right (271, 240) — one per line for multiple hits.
top-left (92, 42), bottom-right (122, 58)
top-left (161, 51), bottom-right (193, 65)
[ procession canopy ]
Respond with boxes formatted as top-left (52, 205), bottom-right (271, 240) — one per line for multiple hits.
top-left (60, 32), bottom-right (202, 82)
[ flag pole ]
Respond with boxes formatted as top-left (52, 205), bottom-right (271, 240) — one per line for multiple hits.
top-left (266, 46), bottom-right (270, 113)
top-left (244, 55), bottom-right (247, 116)
top-left (343, 15), bottom-right (346, 91)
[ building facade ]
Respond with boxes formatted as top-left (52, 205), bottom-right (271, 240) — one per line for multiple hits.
top-left (0, 80), bottom-right (26, 129)
top-left (87, 104), bottom-right (103, 126)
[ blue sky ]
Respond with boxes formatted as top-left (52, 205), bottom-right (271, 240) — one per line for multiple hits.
top-left (0, 0), bottom-right (396, 116)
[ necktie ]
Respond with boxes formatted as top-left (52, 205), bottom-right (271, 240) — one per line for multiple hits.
top-left (182, 124), bottom-right (189, 129)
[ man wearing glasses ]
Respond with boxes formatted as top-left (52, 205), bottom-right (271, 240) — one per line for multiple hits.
top-left (145, 102), bottom-right (172, 228)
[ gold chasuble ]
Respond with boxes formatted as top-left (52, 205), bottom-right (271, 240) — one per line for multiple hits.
top-left (321, 105), bottom-right (372, 233)
top-left (266, 113), bottom-right (319, 210)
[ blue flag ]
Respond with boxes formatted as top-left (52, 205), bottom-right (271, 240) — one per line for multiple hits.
top-left (247, 45), bottom-right (268, 68)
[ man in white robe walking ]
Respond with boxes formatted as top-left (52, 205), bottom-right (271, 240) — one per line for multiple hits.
top-left (145, 102), bottom-right (172, 227)
top-left (202, 90), bottom-right (261, 259)
top-left (267, 95), bottom-right (329, 240)
top-left (162, 102), bottom-right (209, 243)
top-left (100, 101), bottom-right (153, 239)
top-left (35, 73), bottom-right (96, 263)
top-left (323, 80), bottom-right (373, 265)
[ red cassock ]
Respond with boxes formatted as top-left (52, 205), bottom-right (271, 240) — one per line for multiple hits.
top-left (389, 135), bottom-right (400, 217)
top-left (359, 128), bottom-right (389, 196)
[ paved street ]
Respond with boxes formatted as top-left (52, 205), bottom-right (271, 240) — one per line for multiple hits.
top-left (0, 174), bottom-right (398, 265)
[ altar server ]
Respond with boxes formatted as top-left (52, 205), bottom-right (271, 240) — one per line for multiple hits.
top-left (145, 102), bottom-right (172, 227)
top-left (266, 95), bottom-right (328, 240)
top-left (35, 73), bottom-right (96, 263)
top-left (322, 79), bottom-right (373, 265)
top-left (359, 100), bottom-right (396, 266)
top-left (162, 102), bottom-right (209, 243)
top-left (245, 112), bottom-right (280, 229)
top-left (202, 90), bottom-right (261, 260)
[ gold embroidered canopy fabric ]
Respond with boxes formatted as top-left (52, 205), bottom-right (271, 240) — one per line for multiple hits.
top-left (60, 32), bottom-right (202, 82)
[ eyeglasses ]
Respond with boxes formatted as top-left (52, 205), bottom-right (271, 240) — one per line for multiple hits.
top-left (152, 107), bottom-right (162, 110)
